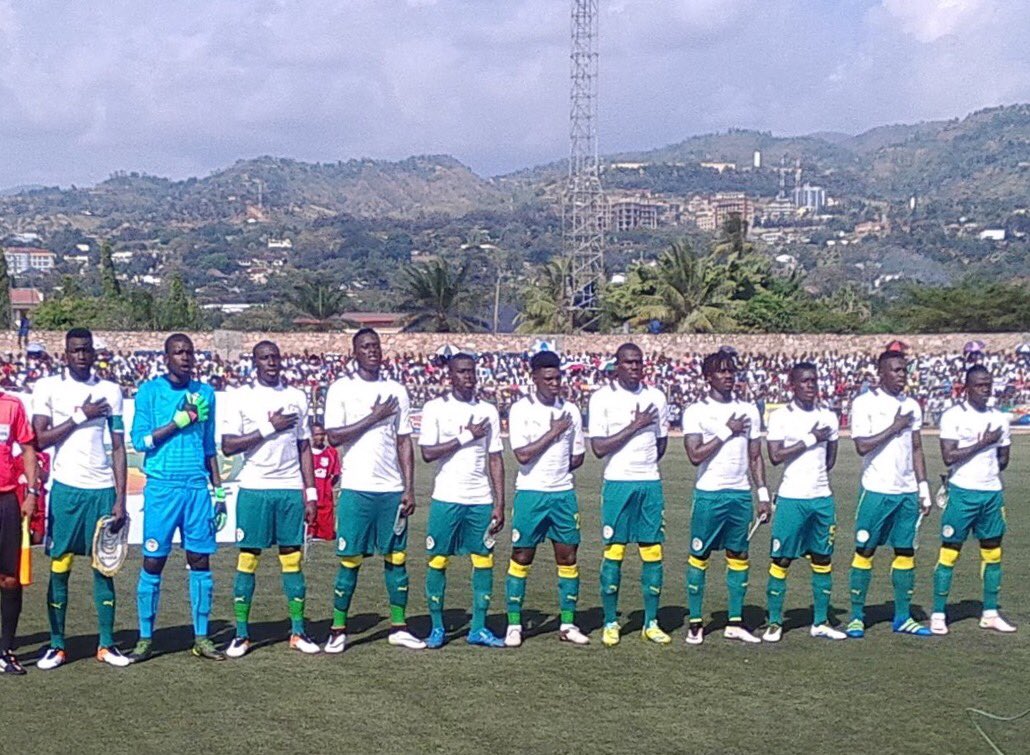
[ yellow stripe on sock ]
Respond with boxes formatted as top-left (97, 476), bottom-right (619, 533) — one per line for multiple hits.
top-left (769, 563), bottom-right (788, 579)
top-left (980, 547), bottom-right (1002, 564)
top-left (639, 544), bottom-right (662, 562)
top-left (603, 544), bottom-right (626, 562)
top-left (237, 552), bottom-right (259, 574)
top-left (384, 551), bottom-right (407, 566)
top-left (727, 557), bottom-right (749, 572)
top-left (688, 555), bottom-right (709, 570)
top-left (508, 560), bottom-right (531, 578)
top-left (340, 555), bottom-right (364, 569)
top-left (51, 553), bottom-right (74, 574)
top-left (851, 554), bottom-right (873, 570)
top-left (278, 551), bottom-right (302, 573)
top-left (428, 555), bottom-right (449, 569)
top-left (471, 553), bottom-right (494, 569)
top-left (891, 555), bottom-right (915, 571)
top-left (810, 562), bottom-right (832, 574)
top-left (557, 564), bottom-right (579, 579)
top-left (937, 547), bottom-right (961, 567)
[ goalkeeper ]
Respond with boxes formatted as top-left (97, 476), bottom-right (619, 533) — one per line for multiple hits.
top-left (129, 334), bottom-right (226, 661)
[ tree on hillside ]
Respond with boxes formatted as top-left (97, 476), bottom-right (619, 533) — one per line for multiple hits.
top-left (0, 248), bottom-right (11, 329)
top-left (283, 273), bottom-right (352, 327)
top-left (515, 258), bottom-right (571, 334)
top-left (625, 240), bottom-right (736, 333)
top-left (882, 278), bottom-right (1030, 332)
top-left (398, 258), bottom-right (485, 333)
top-left (155, 270), bottom-right (203, 329)
top-left (99, 241), bottom-right (121, 297)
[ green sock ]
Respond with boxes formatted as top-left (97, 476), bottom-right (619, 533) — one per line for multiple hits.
top-left (505, 572), bottom-right (526, 626)
top-left (933, 563), bottom-right (954, 613)
top-left (384, 562), bottom-right (409, 626)
top-left (727, 564), bottom-right (749, 623)
top-left (849, 565), bottom-right (872, 621)
top-left (599, 558), bottom-right (622, 624)
top-left (641, 560), bottom-right (662, 624)
top-left (93, 570), bottom-right (116, 648)
top-left (471, 567), bottom-right (492, 633)
top-left (983, 561), bottom-right (1001, 611)
top-left (333, 563), bottom-right (359, 629)
top-left (233, 571), bottom-right (256, 637)
top-left (766, 573), bottom-right (787, 626)
top-left (281, 571), bottom-right (306, 635)
top-left (812, 570), bottom-right (832, 626)
top-left (686, 562), bottom-right (707, 622)
top-left (558, 574), bottom-right (579, 625)
top-left (425, 566), bottom-right (447, 631)
top-left (892, 565), bottom-right (915, 623)
top-left (47, 570), bottom-right (70, 650)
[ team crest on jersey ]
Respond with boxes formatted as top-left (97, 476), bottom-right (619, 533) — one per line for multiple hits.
top-left (772, 539), bottom-right (781, 552)
top-left (856, 529), bottom-right (870, 544)
top-left (691, 537), bottom-right (703, 551)
top-left (425, 536), bottom-right (435, 550)
top-left (236, 528), bottom-right (245, 542)
top-left (321, 458), bottom-right (329, 467)
top-left (144, 538), bottom-right (159, 553)
top-left (337, 537), bottom-right (347, 550)
top-left (602, 525), bottom-right (614, 540)
top-left (511, 529), bottom-right (521, 543)
top-left (942, 525), bottom-right (955, 538)
top-left (0, 424), bottom-right (9, 442)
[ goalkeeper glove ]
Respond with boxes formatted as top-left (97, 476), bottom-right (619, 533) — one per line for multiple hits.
top-left (212, 487), bottom-right (228, 532)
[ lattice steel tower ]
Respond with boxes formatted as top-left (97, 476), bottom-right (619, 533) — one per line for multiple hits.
top-left (562, 0), bottom-right (605, 331)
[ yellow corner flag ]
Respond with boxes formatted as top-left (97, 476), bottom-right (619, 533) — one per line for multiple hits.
top-left (19, 517), bottom-right (32, 587)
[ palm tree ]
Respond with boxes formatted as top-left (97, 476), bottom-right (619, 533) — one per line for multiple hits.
top-left (286, 276), bottom-right (351, 324)
top-left (398, 258), bottom-right (485, 332)
top-left (630, 240), bottom-right (736, 333)
top-left (515, 258), bottom-right (571, 333)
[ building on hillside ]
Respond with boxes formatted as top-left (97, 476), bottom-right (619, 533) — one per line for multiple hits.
top-left (979, 229), bottom-right (1006, 241)
top-left (756, 196), bottom-right (796, 223)
top-left (267, 238), bottom-right (293, 249)
top-left (599, 192), bottom-right (681, 231)
top-left (792, 183), bottom-right (826, 211)
top-left (4, 247), bottom-right (56, 274)
top-left (9, 288), bottom-right (43, 323)
top-left (700, 161), bottom-right (736, 173)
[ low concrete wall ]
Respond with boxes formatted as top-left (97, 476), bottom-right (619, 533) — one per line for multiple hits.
top-left (2, 329), bottom-right (1028, 358)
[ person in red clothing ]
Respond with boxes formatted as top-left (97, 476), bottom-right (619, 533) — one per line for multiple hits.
top-left (309, 422), bottom-right (340, 540)
top-left (15, 450), bottom-right (49, 545)
top-left (0, 389), bottom-right (38, 674)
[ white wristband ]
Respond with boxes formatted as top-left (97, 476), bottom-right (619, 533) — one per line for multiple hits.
top-left (456, 429), bottom-right (475, 446)
top-left (305, 487), bottom-right (318, 503)
top-left (802, 433), bottom-right (817, 449)
top-left (258, 420), bottom-right (277, 439)
top-left (918, 481), bottom-right (931, 498)
top-left (757, 487), bottom-right (771, 504)
top-left (715, 425), bottom-right (734, 442)
top-left (72, 408), bottom-right (88, 425)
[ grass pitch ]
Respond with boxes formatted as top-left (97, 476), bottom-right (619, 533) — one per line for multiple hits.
top-left (3, 440), bottom-right (1030, 754)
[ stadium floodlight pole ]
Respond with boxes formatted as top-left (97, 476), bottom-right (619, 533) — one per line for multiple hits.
top-left (562, 0), bottom-right (606, 332)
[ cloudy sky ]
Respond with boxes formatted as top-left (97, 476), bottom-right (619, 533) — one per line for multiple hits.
top-left (0, 0), bottom-right (1027, 187)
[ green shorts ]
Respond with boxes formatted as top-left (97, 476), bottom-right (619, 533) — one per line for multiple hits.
top-left (511, 490), bottom-right (580, 548)
top-left (941, 484), bottom-right (1005, 543)
top-left (770, 496), bottom-right (836, 560)
top-left (426, 500), bottom-right (493, 557)
top-left (336, 490), bottom-right (406, 557)
top-left (601, 480), bottom-right (665, 545)
top-left (235, 488), bottom-right (305, 549)
top-left (854, 488), bottom-right (919, 550)
top-left (689, 489), bottom-right (752, 557)
top-left (46, 482), bottom-right (115, 558)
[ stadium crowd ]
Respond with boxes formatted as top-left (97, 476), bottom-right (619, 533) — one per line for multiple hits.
top-left (2, 343), bottom-right (1029, 428)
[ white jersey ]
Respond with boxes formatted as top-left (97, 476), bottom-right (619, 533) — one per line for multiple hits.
top-left (419, 394), bottom-right (502, 505)
top-left (850, 389), bottom-right (923, 494)
top-left (586, 382), bottom-right (668, 482)
top-left (508, 395), bottom-right (585, 492)
top-left (324, 375), bottom-right (411, 493)
top-left (222, 383), bottom-right (310, 490)
top-left (766, 402), bottom-right (839, 499)
top-left (939, 402), bottom-right (1011, 492)
top-left (33, 374), bottom-right (123, 489)
top-left (682, 396), bottom-right (761, 492)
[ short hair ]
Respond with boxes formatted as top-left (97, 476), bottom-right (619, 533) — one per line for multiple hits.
top-left (702, 350), bottom-right (736, 377)
top-left (310, 419), bottom-right (325, 431)
top-left (352, 328), bottom-right (379, 349)
top-left (530, 351), bottom-right (561, 371)
top-left (448, 352), bottom-right (476, 368)
top-left (252, 340), bottom-right (279, 356)
top-left (789, 361), bottom-right (818, 381)
top-left (965, 365), bottom-right (991, 383)
top-left (615, 342), bottom-right (641, 361)
top-left (65, 327), bottom-right (93, 343)
top-left (877, 350), bottom-right (906, 369)
top-left (164, 333), bottom-right (192, 354)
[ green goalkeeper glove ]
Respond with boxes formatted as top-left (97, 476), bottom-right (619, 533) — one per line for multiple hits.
top-left (173, 393), bottom-right (211, 429)
top-left (212, 487), bottom-right (228, 532)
